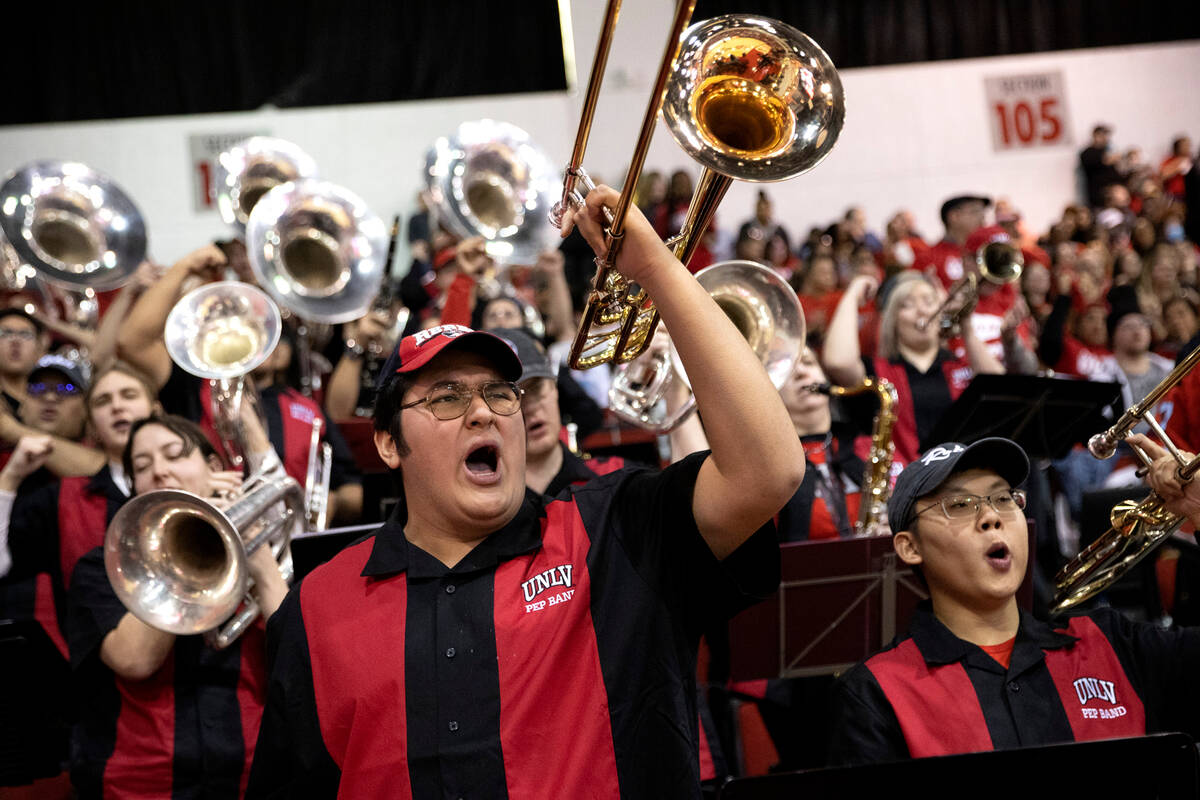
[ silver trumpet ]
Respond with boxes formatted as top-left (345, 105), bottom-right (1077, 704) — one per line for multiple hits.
top-left (104, 467), bottom-right (304, 649)
top-left (609, 260), bottom-right (805, 432)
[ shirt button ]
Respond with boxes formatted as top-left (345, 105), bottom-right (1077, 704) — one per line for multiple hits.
top-left (446, 647), bottom-right (456, 658)
top-left (448, 720), bottom-right (459, 732)
top-left (1008, 681), bottom-right (1020, 693)
top-left (445, 584), bottom-right (456, 594)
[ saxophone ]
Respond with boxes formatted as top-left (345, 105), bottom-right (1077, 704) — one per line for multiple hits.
top-left (807, 378), bottom-right (899, 536)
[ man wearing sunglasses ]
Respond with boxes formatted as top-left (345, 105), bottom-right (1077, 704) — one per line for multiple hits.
top-left (829, 436), bottom-right (1200, 765)
top-left (249, 188), bottom-right (805, 799)
top-left (20, 355), bottom-right (88, 443)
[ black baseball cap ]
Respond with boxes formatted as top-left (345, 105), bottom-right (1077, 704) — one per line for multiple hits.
top-left (887, 438), bottom-right (1029, 533)
top-left (29, 354), bottom-right (89, 392)
top-left (490, 328), bottom-right (555, 383)
top-left (376, 323), bottom-right (522, 389)
top-left (940, 195), bottom-right (992, 226)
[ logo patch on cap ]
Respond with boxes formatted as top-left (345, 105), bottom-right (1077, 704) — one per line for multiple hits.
top-left (412, 324), bottom-right (470, 347)
top-left (921, 444), bottom-right (965, 465)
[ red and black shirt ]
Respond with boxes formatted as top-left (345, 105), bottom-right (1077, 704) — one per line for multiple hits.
top-left (246, 451), bottom-right (778, 799)
top-left (67, 546), bottom-right (268, 799)
top-left (776, 430), bottom-right (864, 542)
top-left (4, 465), bottom-right (128, 657)
top-left (828, 605), bottom-right (1200, 765)
top-left (865, 352), bottom-right (973, 468)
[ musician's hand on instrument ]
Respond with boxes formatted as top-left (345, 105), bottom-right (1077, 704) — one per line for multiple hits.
top-left (174, 244), bottom-right (228, 283)
top-left (1001, 297), bottom-right (1030, 338)
top-left (0, 435), bottom-right (54, 492)
top-left (206, 470), bottom-right (243, 506)
top-left (1126, 434), bottom-right (1200, 518)
top-left (567, 184), bottom-right (670, 285)
top-left (455, 237), bottom-right (493, 279)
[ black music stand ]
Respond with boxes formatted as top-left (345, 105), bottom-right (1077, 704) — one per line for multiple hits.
top-left (726, 530), bottom-right (1036, 680)
top-left (290, 523), bottom-right (382, 581)
top-left (718, 732), bottom-right (1198, 799)
top-left (921, 374), bottom-right (1122, 458)
top-left (0, 619), bottom-right (71, 786)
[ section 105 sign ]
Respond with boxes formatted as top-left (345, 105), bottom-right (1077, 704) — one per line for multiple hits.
top-left (984, 71), bottom-right (1072, 152)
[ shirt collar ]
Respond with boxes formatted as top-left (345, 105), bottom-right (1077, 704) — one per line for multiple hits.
top-left (544, 443), bottom-right (595, 496)
top-left (907, 603), bottom-right (1078, 673)
top-left (361, 489), bottom-right (546, 579)
top-left (87, 463), bottom-right (129, 500)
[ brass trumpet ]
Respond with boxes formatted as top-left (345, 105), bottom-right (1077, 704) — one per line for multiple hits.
top-left (920, 240), bottom-right (1023, 337)
top-left (553, 6), bottom-right (844, 370)
top-left (1052, 342), bottom-right (1200, 614)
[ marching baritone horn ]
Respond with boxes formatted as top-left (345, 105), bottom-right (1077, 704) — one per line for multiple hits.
top-left (104, 468), bottom-right (305, 650)
top-left (165, 281), bottom-right (282, 470)
top-left (608, 260), bottom-right (804, 433)
top-left (425, 119), bottom-right (562, 266)
top-left (214, 137), bottom-right (318, 233)
top-left (246, 178), bottom-right (388, 325)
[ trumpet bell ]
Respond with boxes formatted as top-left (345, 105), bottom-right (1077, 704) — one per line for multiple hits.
top-left (215, 137), bottom-right (318, 232)
top-left (0, 160), bottom-right (147, 291)
top-left (978, 241), bottom-right (1024, 285)
top-left (104, 490), bottom-right (248, 635)
top-left (247, 179), bottom-right (387, 324)
top-left (165, 281), bottom-right (282, 380)
top-left (663, 15), bottom-right (845, 181)
top-left (425, 120), bottom-right (561, 263)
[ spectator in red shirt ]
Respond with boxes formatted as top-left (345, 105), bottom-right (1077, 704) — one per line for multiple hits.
top-left (915, 195), bottom-right (990, 290)
top-left (1160, 136), bottom-right (1194, 201)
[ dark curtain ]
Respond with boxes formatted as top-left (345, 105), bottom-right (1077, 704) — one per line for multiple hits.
top-left (6, 0), bottom-right (566, 126)
top-left (7, 0), bottom-right (1198, 127)
top-left (695, 0), bottom-right (1200, 68)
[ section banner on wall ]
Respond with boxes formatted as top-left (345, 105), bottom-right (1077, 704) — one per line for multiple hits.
top-left (189, 132), bottom-right (267, 213)
top-left (984, 71), bottom-right (1072, 152)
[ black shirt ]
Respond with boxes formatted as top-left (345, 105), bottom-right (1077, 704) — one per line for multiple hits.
top-left (247, 451), bottom-right (779, 799)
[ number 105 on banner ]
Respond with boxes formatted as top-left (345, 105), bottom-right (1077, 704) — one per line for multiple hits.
top-left (984, 71), bottom-right (1073, 152)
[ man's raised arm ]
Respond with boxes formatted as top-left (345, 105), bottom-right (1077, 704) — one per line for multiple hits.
top-left (568, 186), bottom-right (804, 559)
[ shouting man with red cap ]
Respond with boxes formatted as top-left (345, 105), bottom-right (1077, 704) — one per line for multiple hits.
top-left (247, 187), bottom-right (805, 799)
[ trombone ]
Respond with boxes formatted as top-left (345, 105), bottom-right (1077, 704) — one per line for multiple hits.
top-left (552, 5), bottom-right (844, 369)
top-left (1052, 342), bottom-right (1200, 613)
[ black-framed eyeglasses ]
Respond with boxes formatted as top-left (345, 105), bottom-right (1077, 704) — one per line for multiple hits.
top-left (400, 381), bottom-right (523, 420)
top-left (27, 381), bottom-right (82, 397)
top-left (914, 489), bottom-right (1027, 521)
top-left (0, 328), bottom-right (37, 342)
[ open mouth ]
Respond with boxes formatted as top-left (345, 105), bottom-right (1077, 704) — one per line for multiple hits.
top-left (985, 542), bottom-right (1011, 568)
top-left (465, 444), bottom-right (499, 475)
top-left (112, 419), bottom-right (131, 435)
top-left (526, 419), bottom-right (547, 438)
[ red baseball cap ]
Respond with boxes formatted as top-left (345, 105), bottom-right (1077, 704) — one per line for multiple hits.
top-left (965, 225), bottom-right (1010, 255)
top-left (376, 324), bottom-right (522, 388)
